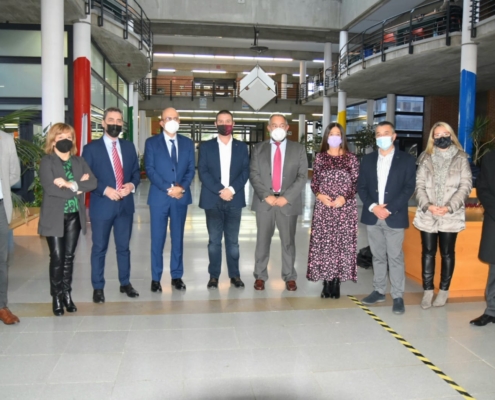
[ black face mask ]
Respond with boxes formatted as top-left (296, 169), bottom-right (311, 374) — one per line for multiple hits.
top-left (434, 136), bottom-right (452, 149)
top-left (217, 125), bottom-right (233, 136)
top-left (106, 124), bottom-right (122, 138)
top-left (55, 139), bottom-right (73, 153)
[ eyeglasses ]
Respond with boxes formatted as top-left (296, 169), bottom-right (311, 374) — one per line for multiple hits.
top-left (433, 132), bottom-right (450, 138)
top-left (164, 117), bottom-right (179, 122)
top-left (270, 124), bottom-right (287, 129)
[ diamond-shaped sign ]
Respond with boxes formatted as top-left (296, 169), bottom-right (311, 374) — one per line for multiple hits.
top-left (239, 65), bottom-right (276, 111)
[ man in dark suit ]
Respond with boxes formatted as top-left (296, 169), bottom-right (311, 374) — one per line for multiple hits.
top-left (198, 110), bottom-right (249, 289)
top-left (471, 150), bottom-right (495, 326)
top-left (82, 107), bottom-right (141, 303)
top-left (145, 107), bottom-right (195, 292)
top-left (249, 114), bottom-right (308, 292)
top-left (357, 121), bottom-right (416, 314)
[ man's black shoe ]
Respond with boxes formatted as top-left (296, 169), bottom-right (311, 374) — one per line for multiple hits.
top-left (230, 277), bottom-right (245, 288)
top-left (171, 278), bottom-right (186, 290)
top-left (93, 289), bottom-right (105, 304)
top-left (207, 278), bottom-right (218, 289)
top-left (470, 314), bottom-right (495, 326)
top-left (120, 284), bottom-right (139, 298)
top-left (151, 280), bottom-right (162, 292)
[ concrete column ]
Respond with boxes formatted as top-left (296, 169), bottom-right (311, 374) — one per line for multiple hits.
top-left (458, 0), bottom-right (478, 156)
top-left (367, 99), bottom-right (375, 126)
top-left (298, 114), bottom-right (305, 142)
top-left (146, 72), bottom-right (152, 98)
top-left (281, 73), bottom-right (287, 100)
top-left (386, 94), bottom-right (396, 124)
top-left (41, 0), bottom-right (65, 132)
top-left (322, 42), bottom-right (332, 130)
top-left (133, 90), bottom-right (139, 151)
top-left (337, 31), bottom-right (348, 129)
top-left (73, 15), bottom-right (91, 153)
top-left (299, 61), bottom-right (306, 99)
top-left (138, 110), bottom-right (149, 154)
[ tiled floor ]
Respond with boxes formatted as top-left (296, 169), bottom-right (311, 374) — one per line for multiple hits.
top-left (2, 178), bottom-right (494, 399)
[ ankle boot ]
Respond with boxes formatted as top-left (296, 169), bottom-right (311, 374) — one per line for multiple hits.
top-left (421, 290), bottom-right (434, 309)
top-left (52, 295), bottom-right (64, 316)
top-left (62, 291), bottom-right (77, 313)
top-left (331, 278), bottom-right (341, 299)
top-left (433, 289), bottom-right (449, 307)
top-left (321, 280), bottom-right (331, 298)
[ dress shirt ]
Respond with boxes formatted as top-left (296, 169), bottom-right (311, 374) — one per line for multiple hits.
top-left (102, 134), bottom-right (134, 193)
top-left (270, 138), bottom-right (287, 192)
top-left (163, 132), bottom-right (178, 163)
top-left (369, 148), bottom-right (395, 212)
top-left (217, 136), bottom-right (235, 194)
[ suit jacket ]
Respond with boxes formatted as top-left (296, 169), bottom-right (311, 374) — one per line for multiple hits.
top-left (0, 130), bottom-right (20, 224)
top-left (249, 139), bottom-right (308, 216)
top-left (82, 137), bottom-right (140, 219)
top-left (478, 150), bottom-right (495, 264)
top-left (198, 138), bottom-right (249, 209)
top-left (357, 148), bottom-right (416, 229)
top-left (145, 133), bottom-right (195, 207)
top-left (38, 154), bottom-right (97, 237)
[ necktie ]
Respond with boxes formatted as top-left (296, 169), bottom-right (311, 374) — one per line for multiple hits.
top-left (170, 139), bottom-right (178, 167)
top-left (112, 141), bottom-right (124, 189)
top-left (272, 142), bottom-right (282, 193)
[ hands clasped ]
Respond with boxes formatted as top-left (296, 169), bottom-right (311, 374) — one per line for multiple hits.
top-left (428, 205), bottom-right (449, 216)
top-left (317, 194), bottom-right (346, 208)
top-left (265, 195), bottom-right (288, 207)
top-left (105, 183), bottom-right (134, 201)
top-left (219, 188), bottom-right (234, 201)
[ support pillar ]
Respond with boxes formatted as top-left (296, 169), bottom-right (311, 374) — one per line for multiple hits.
top-left (322, 42), bottom-right (332, 130)
top-left (386, 94), bottom-right (396, 124)
top-left (281, 74), bottom-right (287, 100)
top-left (458, 0), bottom-right (477, 157)
top-left (337, 31), bottom-right (348, 129)
top-left (42, 0), bottom-right (65, 132)
top-left (133, 90), bottom-right (139, 151)
top-left (367, 99), bottom-right (375, 126)
top-left (298, 114), bottom-right (306, 142)
top-left (73, 14), bottom-right (91, 154)
top-left (299, 61), bottom-right (306, 99)
top-left (138, 110), bottom-right (149, 154)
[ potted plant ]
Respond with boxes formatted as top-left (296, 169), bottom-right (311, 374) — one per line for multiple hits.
top-left (470, 116), bottom-right (495, 186)
top-left (354, 124), bottom-right (377, 160)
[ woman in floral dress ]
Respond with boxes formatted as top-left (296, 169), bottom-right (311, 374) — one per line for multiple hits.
top-left (307, 123), bottom-right (360, 298)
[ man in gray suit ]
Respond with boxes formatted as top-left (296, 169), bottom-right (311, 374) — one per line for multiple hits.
top-left (0, 130), bottom-right (21, 325)
top-left (250, 114), bottom-right (308, 291)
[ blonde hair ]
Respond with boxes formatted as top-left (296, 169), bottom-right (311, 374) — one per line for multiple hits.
top-left (425, 121), bottom-right (463, 155)
top-left (45, 123), bottom-right (78, 155)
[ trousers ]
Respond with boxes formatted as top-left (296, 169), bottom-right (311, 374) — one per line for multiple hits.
top-left (0, 201), bottom-right (9, 308)
top-left (420, 231), bottom-right (458, 290)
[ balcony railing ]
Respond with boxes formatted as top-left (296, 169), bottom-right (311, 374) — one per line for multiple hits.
top-left (471, 0), bottom-right (495, 38)
top-left (136, 78), bottom-right (301, 103)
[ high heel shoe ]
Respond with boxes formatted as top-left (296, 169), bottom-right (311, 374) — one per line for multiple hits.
top-left (321, 280), bottom-right (331, 298)
top-left (62, 291), bottom-right (77, 313)
top-left (52, 295), bottom-right (64, 316)
top-left (330, 278), bottom-right (341, 299)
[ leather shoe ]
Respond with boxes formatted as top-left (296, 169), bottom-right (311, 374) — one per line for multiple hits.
top-left (286, 280), bottom-right (297, 291)
top-left (62, 292), bottom-right (77, 312)
top-left (151, 280), bottom-right (162, 292)
top-left (171, 278), bottom-right (186, 290)
top-left (254, 279), bottom-right (265, 291)
top-left (470, 314), bottom-right (495, 326)
top-left (52, 295), bottom-right (64, 316)
top-left (0, 307), bottom-right (20, 325)
top-left (230, 277), bottom-right (245, 288)
top-left (207, 278), bottom-right (218, 289)
top-left (93, 289), bottom-right (105, 303)
top-left (120, 284), bottom-right (139, 298)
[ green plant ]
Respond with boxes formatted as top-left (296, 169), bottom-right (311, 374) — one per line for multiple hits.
top-left (354, 124), bottom-right (377, 160)
top-left (470, 116), bottom-right (495, 166)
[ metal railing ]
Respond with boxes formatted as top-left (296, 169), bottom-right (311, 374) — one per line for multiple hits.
top-left (136, 78), bottom-right (301, 103)
top-left (471, 0), bottom-right (495, 38)
top-left (88, 0), bottom-right (153, 64)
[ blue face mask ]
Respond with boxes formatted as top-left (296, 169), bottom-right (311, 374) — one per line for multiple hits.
top-left (376, 136), bottom-right (393, 151)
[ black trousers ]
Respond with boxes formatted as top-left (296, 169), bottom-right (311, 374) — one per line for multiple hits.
top-left (420, 231), bottom-right (458, 291)
top-left (46, 213), bottom-right (81, 296)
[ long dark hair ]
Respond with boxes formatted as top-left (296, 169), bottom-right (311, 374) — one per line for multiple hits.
top-left (320, 122), bottom-right (349, 154)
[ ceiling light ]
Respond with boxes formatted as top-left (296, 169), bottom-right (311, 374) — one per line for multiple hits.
top-left (255, 57), bottom-right (273, 61)
top-left (312, 113), bottom-right (323, 116)
top-left (154, 53), bottom-right (174, 57)
top-left (313, 59), bottom-right (324, 63)
top-left (195, 55), bottom-right (215, 58)
top-left (177, 110), bottom-right (194, 113)
top-left (266, 72), bottom-right (276, 76)
top-left (174, 54), bottom-right (195, 57)
top-left (235, 56), bottom-right (254, 60)
top-left (158, 69), bottom-right (176, 72)
top-left (215, 55), bottom-right (234, 59)
top-left (292, 74), bottom-right (309, 77)
top-left (191, 70), bottom-right (226, 74)
top-left (273, 58), bottom-right (293, 62)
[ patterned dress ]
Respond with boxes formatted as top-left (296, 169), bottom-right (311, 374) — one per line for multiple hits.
top-left (62, 158), bottom-right (79, 214)
top-left (307, 152), bottom-right (360, 282)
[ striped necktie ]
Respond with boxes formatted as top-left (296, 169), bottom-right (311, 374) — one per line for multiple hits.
top-left (112, 141), bottom-right (124, 189)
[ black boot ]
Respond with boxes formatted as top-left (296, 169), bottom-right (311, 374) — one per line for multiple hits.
top-left (329, 278), bottom-right (341, 299)
top-left (62, 291), bottom-right (77, 312)
top-left (321, 280), bottom-right (331, 298)
top-left (52, 295), bottom-right (64, 316)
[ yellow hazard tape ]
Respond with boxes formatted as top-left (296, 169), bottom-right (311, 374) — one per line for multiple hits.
top-left (347, 295), bottom-right (476, 400)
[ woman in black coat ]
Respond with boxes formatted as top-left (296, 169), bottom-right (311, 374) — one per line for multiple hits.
top-left (471, 150), bottom-right (495, 326)
top-left (38, 123), bottom-right (97, 316)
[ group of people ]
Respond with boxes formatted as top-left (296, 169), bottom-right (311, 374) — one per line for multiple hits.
top-left (0, 106), bottom-right (494, 327)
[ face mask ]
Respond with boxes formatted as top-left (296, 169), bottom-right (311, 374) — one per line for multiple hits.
top-left (376, 136), bottom-right (393, 151)
top-left (217, 125), bottom-right (233, 136)
top-left (271, 128), bottom-right (287, 142)
top-left (328, 136), bottom-right (342, 148)
top-left (106, 124), bottom-right (122, 138)
top-left (164, 120), bottom-right (179, 134)
top-left (434, 136), bottom-right (452, 149)
top-left (55, 139), bottom-right (72, 153)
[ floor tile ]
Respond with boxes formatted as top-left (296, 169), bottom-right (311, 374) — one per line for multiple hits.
top-left (181, 349), bottom-right (252, 380)
top-left (5, 331), bottom-right (73, 355)
top-left (112, 380), bottom-right (183, 400)
top-left (0, 355), bottom-right (60, 384)
top-left (181, 327), bottom-right (239, 351)
top-left (65, 331), bottom-right (129, 354)
top-left (116, 352), bottom-right (183, 383)
top-left (77, 316), bottom-right (134, 332)
top-left (48, 353), bottom-right (122, 383)
top-left (124, 329), bottom-right (183, 352)
top-left (183, 377), bottom-right (254, 400)
top-left (0, 384), bottom-right (45, 400)
top-left (235, 325), bottom-right (294, 349)
top-left (250, 374), bottom-right (323, 400)
top-left (39, 382), bottom-right (114, 400)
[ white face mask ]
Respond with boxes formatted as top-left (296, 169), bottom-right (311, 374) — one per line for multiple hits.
top-left (164, 120), bottom-right (179, 134)
top-left (271, 128), bottom-right (287, 142)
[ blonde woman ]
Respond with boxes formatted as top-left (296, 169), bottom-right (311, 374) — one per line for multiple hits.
top-left (39, 123), bottom-right (97, 316)
top-left (414, 122), bottom-right (472, 309)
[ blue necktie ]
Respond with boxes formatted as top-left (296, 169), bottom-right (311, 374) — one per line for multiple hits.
top-left (170, 139), bottom-right (178, 183)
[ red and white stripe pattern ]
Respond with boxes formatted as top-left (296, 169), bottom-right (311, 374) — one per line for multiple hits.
top-left (112, 141), bottom-right (124, 189)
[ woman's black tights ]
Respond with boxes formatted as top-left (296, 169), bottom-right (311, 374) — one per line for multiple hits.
top-left (420, 231), bottom-right (458, 291)
top-left (46, 213), bottom-right (81, 296)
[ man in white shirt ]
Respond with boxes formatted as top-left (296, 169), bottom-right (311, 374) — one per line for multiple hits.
top-left (0, 129), bottom-right (21, 324)
top-left (357, 121), bottom-right (416, 314)
top-left (198, 110), bottom-right (249, 289)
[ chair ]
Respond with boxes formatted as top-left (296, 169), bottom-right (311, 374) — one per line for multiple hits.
top-left (382, 32), bottom-right (396, 50)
